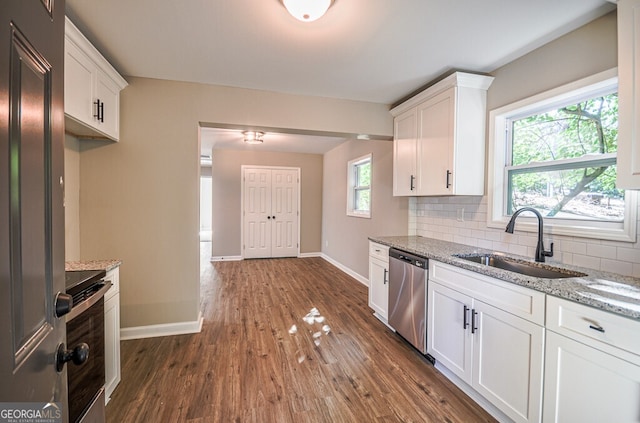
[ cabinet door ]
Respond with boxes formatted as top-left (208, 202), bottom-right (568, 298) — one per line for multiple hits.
top-left (393, 108), bottom-right (418, 196)
top-left (104, 293), bottom-right (121, 403)
top-left (472, 301), bottom-right (544, 423)
top-left (617, 0), bottom-right (640, 188)
top-left (427, 281), bottom-right (473, 384)
top-left (95, 68), bottom-right (121, 140)
top-left (417, 88), bottom-right (454, 196)
top-left (64, 39), bottom-right (95, 127)
top-left (543, 331), bottom-right (640, 423)
top-left (368, 257), bottom-right (389, 320)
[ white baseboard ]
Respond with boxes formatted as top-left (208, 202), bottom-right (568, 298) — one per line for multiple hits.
top-left (210, 255), bottom-right (243, 262)
top-left (298, 252), bottom-right (322, 258)
top-left (120, 312), bottom-right (203, 340)
top-left (320, 253), bottom-right (368, 286)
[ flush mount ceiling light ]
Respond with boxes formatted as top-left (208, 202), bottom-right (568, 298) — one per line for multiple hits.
top-left (281, 0), bottom-right (335, 22)
top-left (243, 131), bottom-right (264, 144)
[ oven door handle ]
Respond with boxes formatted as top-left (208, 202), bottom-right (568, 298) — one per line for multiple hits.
top-left (66, 281), bottom-right (113, 322)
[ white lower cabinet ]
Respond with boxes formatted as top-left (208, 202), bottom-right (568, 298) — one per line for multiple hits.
top-left (543, 296), bottom-right (640, 422)
top-left (472, 301), bottom-right (544, 423)
top-left (103, 267), bottom-right (121, 403)
top-left (368, 242), bottom-right (389, 323)
top-left (428, 261), bottom-right (545, 423)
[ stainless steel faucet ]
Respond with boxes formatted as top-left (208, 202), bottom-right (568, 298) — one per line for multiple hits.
top-left (505, 207), bottom-right (554, 263)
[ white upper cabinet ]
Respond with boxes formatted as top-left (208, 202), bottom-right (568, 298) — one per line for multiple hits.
top-left (64, 17), bottom-right (127, 141)
top-left (617, 0), bottom-right (640, 188)
top-left (391, 72), bottom-right (494, 196)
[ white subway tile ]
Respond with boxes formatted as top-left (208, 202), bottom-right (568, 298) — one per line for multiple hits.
top-left (601, 259), bottom-right (634, 277)
top-left (477, 239), bottom-right (493, 249)
top-left (617, 247), bottom-right (640, 263)
top-left (586, 244), bottom-right (617, 260)
top-left (572, 254), bottom-right (601, 271)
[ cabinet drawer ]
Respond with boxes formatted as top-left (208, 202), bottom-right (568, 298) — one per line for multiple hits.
top-left (369, 242), bottom-right (389, 262)
top-left (547, 295), bottom-right (640, 358)
top-left (430, 261), bottom-right (545, 325)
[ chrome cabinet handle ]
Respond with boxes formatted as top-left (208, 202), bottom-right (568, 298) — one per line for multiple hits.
top-left (410, 175), bottom-right (415, 191)
top-left (589, 324), bottom-right (605, 333)
top-left (383, 268), bottom-right (388, 284)
top-left (446, 170), bottom-right (452, 189)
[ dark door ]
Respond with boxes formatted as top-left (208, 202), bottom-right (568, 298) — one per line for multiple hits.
top-left (0, 0), bottom-right (67, 418)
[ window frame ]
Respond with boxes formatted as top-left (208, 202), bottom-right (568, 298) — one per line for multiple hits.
top-left (487, 68), bottom-right (637, 242)
top-left (347, 153), bottom-right (372, 218)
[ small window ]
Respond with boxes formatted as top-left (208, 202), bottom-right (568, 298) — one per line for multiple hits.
top-left (347, 154), bottom-right (372, 218)
top-left (488, 69), bottom-right (637, 241)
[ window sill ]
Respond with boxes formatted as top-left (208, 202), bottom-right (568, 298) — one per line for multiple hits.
top-left (347, 211), bottom-right (371, 219)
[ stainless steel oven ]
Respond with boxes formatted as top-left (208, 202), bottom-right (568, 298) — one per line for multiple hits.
top-left (64, 270), bottom-right (112, 423)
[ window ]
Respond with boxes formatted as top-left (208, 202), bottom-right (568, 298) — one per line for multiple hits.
top-left (347, 154), bottom-right (372, 218)
top-left (488, 69), bottom-right (637, 241)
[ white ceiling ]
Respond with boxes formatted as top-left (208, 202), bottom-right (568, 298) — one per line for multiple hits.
top-left (65, 0), bottom-right (616, 154)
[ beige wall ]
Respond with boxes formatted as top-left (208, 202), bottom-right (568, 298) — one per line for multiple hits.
top-left (210, 149), bottom-right (323, 257)
top-left (487, 11), bottom-right (617, 111)
top-left (322, 139), bottom-right (408, 278)
top-left (64, 134), bottom-right (81, 261)
top-left (78, 77), bottom-right (394, 328)
top-left (410, 12), bottom-right (640, 276)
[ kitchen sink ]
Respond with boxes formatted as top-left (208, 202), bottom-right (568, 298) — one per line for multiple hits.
top-left (454, 254), bottom-right (587, 279)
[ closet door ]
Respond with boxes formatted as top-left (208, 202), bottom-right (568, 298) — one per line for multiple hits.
top-left (271, 168), bottom-right (299, 258)
top-left (243, 168), bottom-right (272, 259)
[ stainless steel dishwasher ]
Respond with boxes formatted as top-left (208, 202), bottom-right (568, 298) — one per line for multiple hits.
top-left (388, 248), bottom-right (428, 354)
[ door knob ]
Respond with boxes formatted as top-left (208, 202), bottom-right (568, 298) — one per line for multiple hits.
top-left (54, 292), bottom-right (73, 318)
top-left (56, 343), bottom-right (89, 372)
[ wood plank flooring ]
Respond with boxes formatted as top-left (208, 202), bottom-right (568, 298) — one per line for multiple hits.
top-left (106, 244), bottom-right (496, 422)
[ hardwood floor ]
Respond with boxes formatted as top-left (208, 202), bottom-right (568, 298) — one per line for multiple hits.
top-left (106, 243), bottom-right (496, 422)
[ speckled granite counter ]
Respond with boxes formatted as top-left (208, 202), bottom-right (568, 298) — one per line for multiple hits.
top-left (370, 235), bottom-right (640, 321)
top-left (65, 259), bottom-right (122, 272)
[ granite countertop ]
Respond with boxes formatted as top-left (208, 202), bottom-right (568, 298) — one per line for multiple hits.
top-left (65, 259), bottom-right (122, 272)
top-left (370, 235), bottom-right (640, 321)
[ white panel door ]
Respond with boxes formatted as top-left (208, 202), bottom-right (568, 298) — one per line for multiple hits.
top-left (243, 168), bottom-right (272, 259)
top-left (271, 168), bottom-right (299, 258)
top-left (393, 108), bottom-right (418, 196)
top-left (418, 87), bottom-right (454, 196)
top-left (543, 331), bottom-right (640, 423)
top-left (617, 0), bottom-right (640, 188)
top-left (368, 257), bottom-right (389, 320)
top-left (472, 300), bottom-right (544, 423)
top-left (427, 281), bottom-right (473, 384)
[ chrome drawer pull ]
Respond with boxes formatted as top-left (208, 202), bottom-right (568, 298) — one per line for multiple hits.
top-left (589, 324), bottom-right (605, 333)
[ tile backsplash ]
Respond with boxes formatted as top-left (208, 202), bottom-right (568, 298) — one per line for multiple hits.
top-left (408, 196), bottom-right (640, 278)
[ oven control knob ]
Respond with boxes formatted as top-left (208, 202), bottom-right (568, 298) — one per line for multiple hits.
top-left (55, 343), bottom-right (89, 372)
top-left (54, 293), bottom-right (73, 318)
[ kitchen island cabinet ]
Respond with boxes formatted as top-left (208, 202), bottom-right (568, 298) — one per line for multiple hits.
top-left (390, 72), bottom-right (493, 196)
